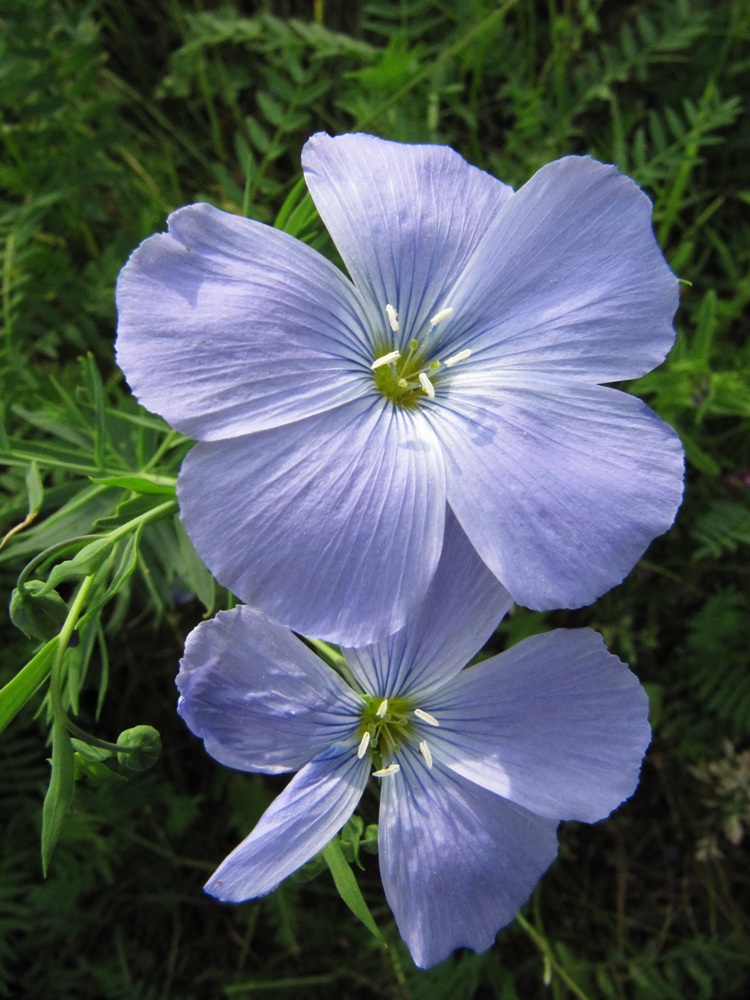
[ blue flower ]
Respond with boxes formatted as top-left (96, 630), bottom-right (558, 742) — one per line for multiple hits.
top-left (177, 512), bottom-right (651, 968)
top-left (117, 132), bottom-right (684, 644)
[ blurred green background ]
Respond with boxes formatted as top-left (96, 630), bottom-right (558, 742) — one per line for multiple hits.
top-left (1, 0), bottom-right (749, 997)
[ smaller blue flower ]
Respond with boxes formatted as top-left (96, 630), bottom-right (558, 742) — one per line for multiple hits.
top-left (178, 513), bottom-right (651, 968)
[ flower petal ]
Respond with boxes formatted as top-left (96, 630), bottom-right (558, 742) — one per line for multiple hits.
top-left (302, 132), bottom-right (513, 348)
top-left (435, 375), bottom-right (684, 610)
top-left (178, 397), bottom-right (446, 645)
top-left (205, 747), bottom-right (369, 901)
top-left (177, 606), bottom-right (361, 774)
top-left (429, 629), bottom-right (650, 822)
top-left (378, 748), bottom-right (558, 969)
top-left (115, 202), bottom-right (373, 441)
top-left (342, 506), bottom-right (512, 698)
top-left (443, 156), bottom-right (678, 381)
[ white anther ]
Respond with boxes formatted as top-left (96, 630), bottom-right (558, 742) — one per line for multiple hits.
top-left (430, 307), bottom-right (454, 326)
top-left (373, 763), bottom-right (401, 778)
top-left (418, 372), bottom-right (435, 399)
top-left (371, 350), bottom-right (401, 370)
top-left (414, 708), bottom-right (440, 727)
top-left (357, 731), bottom-right (371, 759)
top-left (385, 304), bottom-right (400, 332)
top-left (443, 349), bottom-right (472, 368)
top-left (376, 699), bottom-right (389, 718)
top-left (419, 740), bottom-right (433, 769)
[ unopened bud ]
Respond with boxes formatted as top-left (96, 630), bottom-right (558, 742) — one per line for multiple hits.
top-left (9, 581), bottom-right (68, 641)
top-left (116, 726), bottom-right (162, 771)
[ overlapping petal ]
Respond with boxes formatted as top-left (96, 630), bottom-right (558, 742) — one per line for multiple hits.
top-left (439, 156), bottom-right (678, 381)
top-left (342, 506), bottom-right (512, 698)
top-left (378, 748), bottom-right (559, 968)
top-left (435, 374), bottom-right (684, 610)
top-left (178, 397), bottom-right (446, 645)
top-left (177, 606), bottom-right (361, 774)
top-left (115, 202), bottom-right (374, 441)
top-left (428, 629), bottom-right (650, 822)
top-left (302, 132), bottom-right (514, 347)
top-left (205, 747), bottom-right (369, 902)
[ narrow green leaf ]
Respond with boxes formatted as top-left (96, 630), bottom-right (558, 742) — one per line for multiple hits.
top-left (322, 838), bottom-right (386, 945)
top-left (81, 353), bottom-right (107, 470)
top-left (90, 474), bottom-right (176, 495)
top-left (691, 290), bottom-right (716, 365)
top-left (99, 527), bottom-right (142, 607)
top-left (174, 520), bottom-right (215, 612)
top-left (41, 720), bottom-right (76, 876)
top-left (274, 175), bottom-right (307, 232)
top-left (37, 536), bottom-right (112, 594)
top-left (25, 460), bottom-right (43, 515)
top-left (0, 637), bottom-right (58, 735)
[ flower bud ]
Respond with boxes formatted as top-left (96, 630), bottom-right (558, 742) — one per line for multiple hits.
top-left (116, 725), bottom-right (162, 771)
top-left (9, 581), bottom-right (68, 641)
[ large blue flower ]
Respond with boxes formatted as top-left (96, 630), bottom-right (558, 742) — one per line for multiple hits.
top-left (177, 512), bottom-right (651, 968)
top-left (117, 132), bottom-right (684, 644)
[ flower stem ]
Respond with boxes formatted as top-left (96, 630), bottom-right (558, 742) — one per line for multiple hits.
top-left (516, 912), bottom-right (594, 1000)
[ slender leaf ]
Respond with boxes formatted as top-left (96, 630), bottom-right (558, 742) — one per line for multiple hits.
top-left (41, 720), bottom-right (76, 876)
top-left (322, 838), bottom-right (385, 945)
top-left (0, 637), bottom-right (58, 735)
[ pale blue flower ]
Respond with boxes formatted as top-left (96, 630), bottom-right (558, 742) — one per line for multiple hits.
top-left (177, 513), bottom-right (651, 968)
top-left (117, 132), bottom-right (684, 644)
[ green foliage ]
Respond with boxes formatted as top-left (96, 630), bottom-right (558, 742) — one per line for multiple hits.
top-left (1, 0), bottom-right (749, 996)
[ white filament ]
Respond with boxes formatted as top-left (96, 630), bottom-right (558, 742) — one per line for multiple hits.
top-left (419, 740), bottom-right (433, 769)
top-left (385, 304), bottom-right (400, 332)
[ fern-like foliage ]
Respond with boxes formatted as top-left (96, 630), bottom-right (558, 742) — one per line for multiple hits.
top-left (684, 589), bottom-right (750, 739)
top-left (691, 499), bottom-right (750, 560)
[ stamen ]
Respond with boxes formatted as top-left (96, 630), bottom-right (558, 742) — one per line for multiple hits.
top-left (376, 699), bottom-right (389, 718)
top-left (419, 740), bottom-right (433, 769)
top-left (430, 307), bottom-right (454, 326)
top-left (371, 350), bottom-right (401, 370)
top-left (418, 372), bottom-right (435, 399)
top-left (385, 304), bottom-right (400, 332)
top-left (443, 348), bottom-right (472, 368)
top-left (414, 708), bottom-right (440, 727)
top-left (357, 731), bottom-right (371, 759)
top-left (373, 763), bottom-right (401, 778)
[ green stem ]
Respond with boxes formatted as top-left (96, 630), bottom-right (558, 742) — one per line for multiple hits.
top-left (17, 535), bottom-right (103, 590)
top-left (516, 913), bottom-right (593, 1000)
top-left (106, 499), bottom-right (177, 545)
top-left (18, 498), bottom-right (177, 591)
top-left (49, 575), bottom-right (96, 727)
top-left (65, 717), bottom-right (141, 755)
top-left (141, 429), bottom-right (185, 473)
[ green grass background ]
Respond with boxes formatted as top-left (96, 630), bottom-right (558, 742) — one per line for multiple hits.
top-left (1, 0), bottom-right (749, 996)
